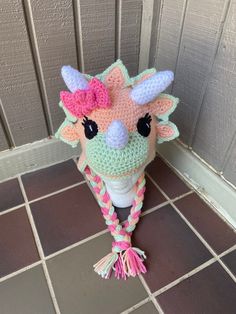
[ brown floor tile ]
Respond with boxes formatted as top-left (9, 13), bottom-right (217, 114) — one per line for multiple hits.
top-left (157, 262), bottom-right (236, 314)
top-left (47, 234), bottom-right (147, 314)
top-left (174, 193), bottom-right (236, 254)
top-left (115, 176), bottom-right (167, 222)
top-left (0, 207), bottom-right (39, 277)
top-left (146, 156), bottom-right (189, 198)
top-left (222, 249), bottom-right (236, 276)
top-left (0, 178), bottom-right (24, 212)
top-left (0, 266), bottom-right (55, 314)
top-left (132, 204), bottom-right (212, 292)
top-left (115, 205), bottom-right (131, 223)
top-left (132, 302), bottom-right (158, 313)
top-left (30, 184), bottom-right (106, 256)
top-left (22, 159), bottom-right (84, 200)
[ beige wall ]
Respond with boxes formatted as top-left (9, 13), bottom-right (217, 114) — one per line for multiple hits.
top-left (151, 0), bottom-right (236, 186)
top-left (0, 0), bottom-right (236, 187)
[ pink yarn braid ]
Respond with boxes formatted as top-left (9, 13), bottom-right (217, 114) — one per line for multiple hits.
top-left (84, 166), bottom-right (147, 279)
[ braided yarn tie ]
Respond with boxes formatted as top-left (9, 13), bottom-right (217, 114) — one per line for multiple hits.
top-left (84, 167), bottom-right (147, 279)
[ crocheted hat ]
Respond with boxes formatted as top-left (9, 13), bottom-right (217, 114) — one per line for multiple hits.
top-left (56, 60), bottom-right (179, 279)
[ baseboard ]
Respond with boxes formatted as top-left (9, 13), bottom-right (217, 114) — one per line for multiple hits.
top-left (0, 137), bottom-right (80, 182)
top-left (157, 141), bottom-right (236, 229)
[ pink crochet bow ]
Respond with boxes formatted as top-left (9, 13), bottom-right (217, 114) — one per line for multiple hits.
top-left (60, 78), bottom-right (111, 118)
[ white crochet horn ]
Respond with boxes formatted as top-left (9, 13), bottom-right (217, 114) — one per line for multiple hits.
top-left (130, 70), bottom-right (174, 105)
top-left (61, 65), bottom-right (89, 92)
top-left (105, 120), bottom-right (129, 150)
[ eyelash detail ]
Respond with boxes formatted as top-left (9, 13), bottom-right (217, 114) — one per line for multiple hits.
top-left (82, 116), bottom-right (98, 140)
top-left (137, 113), bottom-right (152, 137)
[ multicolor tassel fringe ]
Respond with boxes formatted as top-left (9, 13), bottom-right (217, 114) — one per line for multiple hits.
top-left (85, 166), bottom-right (147, 279)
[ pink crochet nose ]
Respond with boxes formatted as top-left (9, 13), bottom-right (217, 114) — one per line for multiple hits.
top-left (105, 120), bottom-right (129, 149)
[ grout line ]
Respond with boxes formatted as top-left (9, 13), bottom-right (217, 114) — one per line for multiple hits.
top-left (120, 244), bottom-right (236, 313)
top-left (145, 172), bottom-right (193, 200)
top-left (171, 202), bottom-right (217, 254)
top-left (0, 261), bottom-right (42, 284)
top-left (18, 176), bottom-right (61, 314)
top-left (0, 174), bottom-right (19, 185)
top-left (0, 203), bottom-right (26, 216)
top-left (1, 158), bottom-right (235, 313)
top-left (218, 244), bottom-right (236, 258)
top-left (28, 180), bottom-right (86, 204)
top-left (141, 201), bottom-right (170, 217)
top-left (140, 190), bottom-right (194, 219)
top-left (0, 181), bottom-right (193, 284)
top-left (170, 189), bottom-right (194, 200)
top-left (0, 156), bottom-right (79, 185)
top-left (218, 258), bottom-right (236, 283)
top-left (172, 197), bottom-right (236, 275)
top-left (217, 244), bottom-right (236, 283)
top-left (0, 180), bottom-right (86, 218)
top-left (140, 191), bottom-right (192, 217)
top-left (153, 258), bottom-right (216, 297)
top-left (45, 229), bottom-right (109, 260)
top-left (120, 297), bottom-right (151, 314)
top-left (193, 188), bottom-right (236, 231)
top-left (0, 180), bottom-right (86, 216)
top-left (155, 153), bottom-right (194, 191)
top-left (157, 153), bottom-right (236, 231)
top-left (0, 172), bottom-right (191, 219)
top-left (0, 229), bottom-right (109, 284)
top-left (139, 275), bottom-right (164, 313)
top-left (121, 245), bottom-right (236, 311)
top-left (140, 191), bottom-right (193, 217)
top-left (146, 171), bottom-right (236, 285)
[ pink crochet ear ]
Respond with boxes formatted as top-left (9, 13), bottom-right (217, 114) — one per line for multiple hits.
top-left (105, 66), bottom-right (126, 89)
top-left (150, 94), bottom-right (179, 120)
top-left (61, 125), bottom-right (80, 142)
top-left (156, 124), bottom-right (174, 138)
top-left (156, 121), bottom-right (179, 143)
top-left (56, 120), bottom-right (80, 148)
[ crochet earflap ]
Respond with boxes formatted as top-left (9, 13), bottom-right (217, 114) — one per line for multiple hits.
top-left (56, 60), bottom-right (179, 279)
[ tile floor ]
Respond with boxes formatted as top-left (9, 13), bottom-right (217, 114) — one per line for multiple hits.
top-left (0, 156), bottom-right (235, 314)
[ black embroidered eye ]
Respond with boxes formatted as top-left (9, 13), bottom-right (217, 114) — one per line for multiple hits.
top-left (82, 116), bottom-right (98, 139)
top-left (137, 113), bottom-right (152, 137)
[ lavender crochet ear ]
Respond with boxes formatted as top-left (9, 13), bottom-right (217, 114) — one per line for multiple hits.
top-left (61, 65), bottom-right (89, 92)
top-left (130, 70), bottom-right (174, 105)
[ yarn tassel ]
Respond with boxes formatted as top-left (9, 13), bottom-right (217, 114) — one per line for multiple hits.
top-left (114, 254), bottom-right (127, 280)
top-left (93, 252), bottom-right (118, 279)
top-left (122, 247), bottom-right (147, 277)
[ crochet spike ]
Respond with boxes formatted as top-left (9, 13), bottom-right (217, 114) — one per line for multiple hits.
top-left (61, 65), bottom-right (89, 92)
top-left (130, 71), bottom-right (174, 105)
